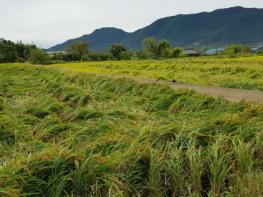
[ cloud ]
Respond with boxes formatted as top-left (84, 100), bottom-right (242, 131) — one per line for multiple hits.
top-left (1, 0), bottom-right (263, 48)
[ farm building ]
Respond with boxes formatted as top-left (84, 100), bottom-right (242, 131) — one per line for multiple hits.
top-left (46, 51), bottom-right (66, 57)
top-left (183, 49), bottom-right (201, 56)
top-left (252, 46), bottom-right (263, 53)
top-left (206, 47), bottom-right (225, 55)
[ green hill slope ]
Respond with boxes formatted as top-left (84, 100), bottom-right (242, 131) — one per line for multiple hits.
top-left (48, 6), bottom-right (263, 51)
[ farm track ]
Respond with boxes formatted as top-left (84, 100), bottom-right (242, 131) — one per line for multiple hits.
top-left (95, 73), bottom-right (263, 104)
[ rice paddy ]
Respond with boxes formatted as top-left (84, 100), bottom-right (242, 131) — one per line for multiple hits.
top-left (0, 62), bottom-right (262, 196)
top-left (50, 56), bottom-right (263, 91)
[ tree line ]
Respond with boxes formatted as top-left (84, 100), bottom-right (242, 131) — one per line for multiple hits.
top-left (0, 37), bottom-right (179, 64)
top-left (0, 38), bottom-right (52, 65)
top-left (50, 37), bottom-right (183, 63)
top-left (0, 37), bottom-right (259, 65)
top-left (0, 39), bottom-right (37, 63)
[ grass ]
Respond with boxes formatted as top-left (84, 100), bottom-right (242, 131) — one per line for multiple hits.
top-left (0, 63), bottom-right (262, 196)
top-left (49, 55), bottom-right (263, 91)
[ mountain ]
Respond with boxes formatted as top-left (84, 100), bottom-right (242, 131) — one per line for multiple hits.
top-left (48, 6), bottom-right (263, 52)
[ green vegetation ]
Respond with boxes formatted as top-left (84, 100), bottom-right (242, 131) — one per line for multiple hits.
top-left (0, 39), bottom-right (36, 63)
top-left (51, 38), bottom-right (183, 62)
top-left (47, 7), bottom-right (263, 52)
top-left (51, 56), bottom-right (263, 91)
top-left (143, 37), bottom-right (183, 58)
top-left (0, 63), bottom-right (262, 196)
top-left (66, 42), bottom-right (89, 60)
top-left (109, 44), bottom-right (128, 60)
top-left (223, 44), bottom-right (252, 56)
top-left (29, 49), bottom-right (50, 65)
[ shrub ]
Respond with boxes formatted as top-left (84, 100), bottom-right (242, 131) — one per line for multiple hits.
top-left (82, 52), bottom-right (111, 61)
top-left (170, 48), bottom-right (183, 58)
top-left (135, 51), bottom-right (148, 59)
top-left (66, 41), bottom-right (89, 60)
top-left (120, 51), bottom-right (132, 60)
top-left (224, 44), bottom-right (251, 56)
top-left (110, 44), bottom-right (127, 60)
top-left (29, 49), bottom-right (50, 65)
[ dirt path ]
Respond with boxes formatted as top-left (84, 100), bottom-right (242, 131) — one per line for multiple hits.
top-left (99, 74), bottom-right (263, 104)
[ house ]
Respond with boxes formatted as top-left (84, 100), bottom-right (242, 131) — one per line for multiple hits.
top-left (206, 47), bottom-right (225, 55)
top-left (46, 51), bottom-right (66, 57)
top-left (252, 46), bottom-right (263, 53)
top-left (183, 49), bottom-right (201, 57)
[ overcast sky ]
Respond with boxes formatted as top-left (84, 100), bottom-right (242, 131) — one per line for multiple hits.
top-left (1, 0), bottom-right (263, 48)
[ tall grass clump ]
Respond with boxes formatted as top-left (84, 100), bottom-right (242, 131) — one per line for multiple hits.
top-left (186, 140), bottom-right (203, 196)
top-left (233, 139), bottom-right (254, 173)
top-left (207, 136), bottom-right (232, 196)
top-left (147, 149), bottom-right (164, 196)
top-left (165, 143), bottom-right (188, 196)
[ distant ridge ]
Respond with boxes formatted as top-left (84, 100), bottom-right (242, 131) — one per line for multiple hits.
top-left (48, 6), bottom-right (263, 52)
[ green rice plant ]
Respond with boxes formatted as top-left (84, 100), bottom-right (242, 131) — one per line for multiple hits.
top-left (71, 109), bottom-right (103, 121)
top-left (50, 56), bottom-right (263, 91)
top-left (227, 172), bottom-right (263, 197)
top-left (186, 140), bottom-right (203, 196)
top-left (233, 139), bottom-right (254, 173)
top-left (0, 187), bottom-right (20, 197)
top-left (103, 174), bottom-right (130, 197)
top-left (92, 140), bottom-right (129, 156)
top-left (105, 110), bottom-right (136, 121)
top-left (147, 149), bottom-right (165, 197)
top-left (236, 121), bottom-right (263, 141)
top-left (199, 113), bottom-right (244, 136)
top-left (151, 92), bottom-right (178, 111)
top-left (150, 128), bottom-right (177, 149)
top-left (16, 149), bottom-right (75, 196)
top-left (0, 124), bottom-right (15, 145)
top-left (207, 135), bottom-right (232, 196)
top-left (52, 86), bottom-right (91, 107)
top-left (21, 114), bottom-right (40, 126)
top-left (47, 102), bottom-right (64, 114)
top-left (165, 143), bottom-right (188, 196)
top-left (1, 63), bottom-right (263, 195)
top-left (72, 155), bottom-right (101, 196)
top-left (0, 97), bottom-right (3, 111)
top-left (26, 107), bottom-right (49, 119)
top-left (255, 133), bottom-right (263, 167)
top-left (44, 124), bottom-right (71, 137)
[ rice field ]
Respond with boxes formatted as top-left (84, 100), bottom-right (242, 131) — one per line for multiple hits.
top-left (0, 63), bottom-right (262, 196)
top-left (50, 56), bottom-right (263, 91)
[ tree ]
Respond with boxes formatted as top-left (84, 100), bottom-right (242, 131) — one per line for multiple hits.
top-left (143, 38), bottom-right (178, 58)
top-left (157, 40), bottom-right (171, 57)
top-left (82, 52), bottom-right (111, 61)
top-left (0, 39), bottom-right (17, 62)
top-left (135, 51), bottom-right (147, 59)
top-left (29, 49), bottom-right (49, 65)
top-left (143, 37), bottom-right (158, 57)
top-left (66, 41), bottom-right (89, 60)
top-left (15, 41), bottom-right (37, 61)
top-left (110, 44), bottom-right (127, 60)
top-left (0, 38), bottom-right (37, 63)
top-left (170, 48), bottom-right (183, 58)
top-left (224, 44), bottom-right (251, 56)
top-left (119, 51), bottom-right (132, 60)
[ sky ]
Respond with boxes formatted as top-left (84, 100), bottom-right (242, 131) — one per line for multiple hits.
top-left (1, 0), bottom-right (263, 48)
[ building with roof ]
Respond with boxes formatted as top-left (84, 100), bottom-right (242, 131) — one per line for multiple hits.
top-left (182, 49), bottom-right (200, 56)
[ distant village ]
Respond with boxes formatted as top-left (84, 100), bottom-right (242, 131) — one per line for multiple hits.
top-left (47, 45), bottom-right (263, 58)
